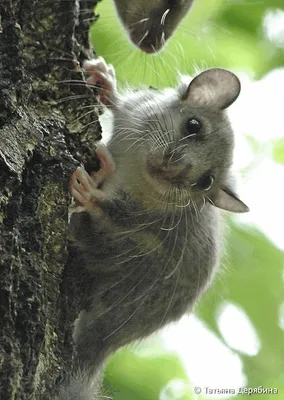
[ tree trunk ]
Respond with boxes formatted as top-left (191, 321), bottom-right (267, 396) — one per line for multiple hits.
top-left (0, 1), bottom-right (101, 398)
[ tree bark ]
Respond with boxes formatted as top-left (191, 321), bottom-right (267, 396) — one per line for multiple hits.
top-left (0, 1), bottom-right (100, 398)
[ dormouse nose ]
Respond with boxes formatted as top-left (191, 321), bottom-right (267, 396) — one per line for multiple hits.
top-left (131, 28), bottom-right (164, 53)
top-left (130, 8), bottom-right (169, 53)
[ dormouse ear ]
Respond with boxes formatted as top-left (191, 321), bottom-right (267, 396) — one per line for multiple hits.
top-left (211, 187), bottom-right (249, 213)
top-left (182, 68), bottom-right (241, 110)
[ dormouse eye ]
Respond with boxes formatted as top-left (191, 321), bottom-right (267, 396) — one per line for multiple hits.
top-left (196, 174), bottom-right (214, 191)
top-left (186, 118), bottom-right (202, 136)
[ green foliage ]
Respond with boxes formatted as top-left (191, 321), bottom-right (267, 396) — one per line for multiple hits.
top-left (91, 1), bottom-right (284, 399)
top-left (272, 138), bottom-right (284, 165)
top-left (197, 223), bottom-right (284, 396)
top-left (92, 0), bottom-right (284, 86)
top-left (104, 347), bottom-right (191, 400)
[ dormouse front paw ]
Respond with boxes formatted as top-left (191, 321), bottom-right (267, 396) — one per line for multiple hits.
top-left (83, 57), bottom-right (118, 108)
top-left (70, 166), bottom-right (104, 210)
top-left (69, 143), bottom-right (115, 212)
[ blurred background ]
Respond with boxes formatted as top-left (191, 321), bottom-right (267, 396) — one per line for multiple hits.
top-left (89, 0), bottom-right (284, 399)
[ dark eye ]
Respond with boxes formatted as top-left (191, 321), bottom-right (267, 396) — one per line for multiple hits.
top-left (196, 174), bottom-right (214, 191)
top-left (186, 118), bottom-right (202, 136)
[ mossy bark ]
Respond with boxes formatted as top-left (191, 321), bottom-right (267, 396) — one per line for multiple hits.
top-left (0, 1), bottom-right (100, 398)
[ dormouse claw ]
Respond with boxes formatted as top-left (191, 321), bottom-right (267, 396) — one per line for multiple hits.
top-left (83, 57), bottom-right (118, 108)
top-left (69, 143), bottom-right (116, 211)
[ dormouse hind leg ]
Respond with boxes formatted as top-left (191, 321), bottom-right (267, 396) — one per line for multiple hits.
top-left (69, 143), bottom-right (115, 212)
top-left (83, 57), bottom-right (118, 108)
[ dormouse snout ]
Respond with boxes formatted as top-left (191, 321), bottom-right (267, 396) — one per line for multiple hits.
top-left (147, 148), bottom-right (191, 183)
top-left (129, 8), bottom-right (169, 53)
top-left (114, 0), bottom-right (195, 54)
top-left (130, 28), bottom-right (164, 54)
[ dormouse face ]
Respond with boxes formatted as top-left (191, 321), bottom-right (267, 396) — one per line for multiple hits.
top-left (146, 103), bottom-right (234, 195)
top-left (113, 0), bottom-right (194, 53)
top-left (112, 68), bottom-right (248, 213)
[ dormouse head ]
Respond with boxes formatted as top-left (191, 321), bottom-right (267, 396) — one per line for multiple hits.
top-left (116, 68), bottom-right (248, 213)
top-left (177, 68), bottom-right (248, 213)
top-left (113, 0), bottom-right (194, 53)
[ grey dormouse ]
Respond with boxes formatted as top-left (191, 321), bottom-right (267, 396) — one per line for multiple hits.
top-left (58, 57), bottom-right (249, 399)
top-left (113, 0), bottom-right (195, 53)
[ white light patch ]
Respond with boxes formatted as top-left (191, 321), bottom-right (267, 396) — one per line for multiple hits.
top-left (226, 68), bottom-right (284, 251)
top-left (235, 159), bottom-right (284, 251)
top-left (263, 9), bottom-right (284, 48)
top-left (279, 302), bottom-right (284, 331)
top-left (217, 303), bottom-right (261, 356)
top-left (99, 108), bottom-right (114, 144)
top-left (229, 69), bottom-right (284, 144)
top-left (159, 379), bottom-right (195, 400)
top-left (161, 315), bottom-right (246, 398)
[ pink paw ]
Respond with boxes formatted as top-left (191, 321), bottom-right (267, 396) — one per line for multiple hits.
top-left (91, 143), bottom-right (115, 183)
top-left (83, 57), bottom-right (118, 108)
top-left (69, 143), bottom-right (115, 210)
top-left (70, 166), bottom-right (104, 208)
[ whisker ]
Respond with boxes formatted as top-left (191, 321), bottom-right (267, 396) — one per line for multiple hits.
top-left (161, 9), bottom-right (170, 26)
top-left (137, 30), bottom-right (149, 47)
top-left (129, 18), bottom-right (149, 28)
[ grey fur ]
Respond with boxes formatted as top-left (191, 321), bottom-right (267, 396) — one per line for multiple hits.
top-left (58, 66), bottom-right (248, 399)
top-left (56, 369), bottom-right (103, 400)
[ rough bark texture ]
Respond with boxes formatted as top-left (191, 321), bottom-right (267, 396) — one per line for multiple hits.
top-left (0, 1), bottom-right (101, 398)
